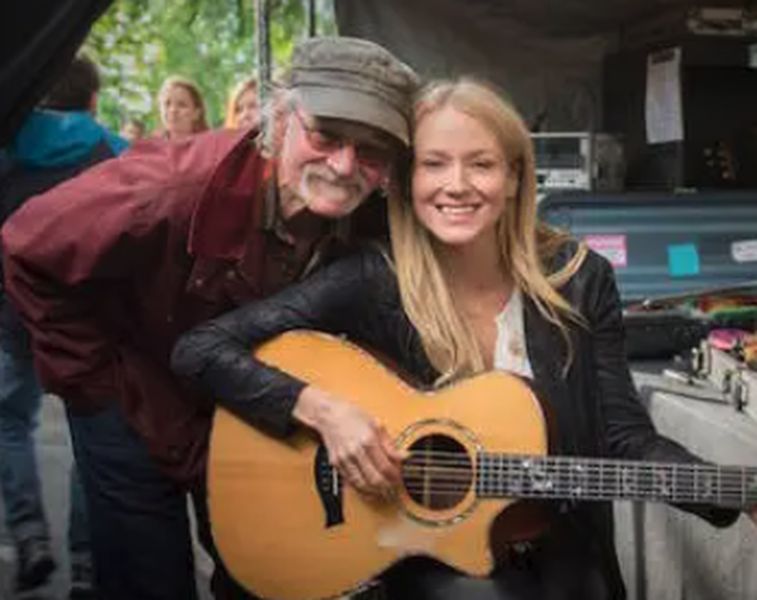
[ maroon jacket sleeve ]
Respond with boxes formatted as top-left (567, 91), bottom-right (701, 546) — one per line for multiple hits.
top-left (0, 135), bottom-right (227, 401)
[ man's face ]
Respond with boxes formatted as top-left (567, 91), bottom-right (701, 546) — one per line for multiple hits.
top-left (277, 107), bottom-right (397, 219)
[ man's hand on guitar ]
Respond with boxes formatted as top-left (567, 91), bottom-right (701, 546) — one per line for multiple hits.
top-left (293, 385), bottom-right (403, 499)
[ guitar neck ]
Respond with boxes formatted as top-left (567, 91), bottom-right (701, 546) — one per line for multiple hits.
top-left (476, 453), bottom-right (757, 508)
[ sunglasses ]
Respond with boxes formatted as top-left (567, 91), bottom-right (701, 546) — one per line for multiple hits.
top-left (294, 110), bottom-right (394, 168)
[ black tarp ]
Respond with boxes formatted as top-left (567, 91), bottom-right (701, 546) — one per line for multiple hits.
top-left (2, 0), bottom-right (747, 140)
top-left (334, 0), bottom-right (749, 130)
top-left (1, 0), bottom-right (114, 145)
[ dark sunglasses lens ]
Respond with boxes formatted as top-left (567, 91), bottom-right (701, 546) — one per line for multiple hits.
top-left (308, 128), bottom-right (342, 152)
top-left (356, 144), bottom-right (391, 165)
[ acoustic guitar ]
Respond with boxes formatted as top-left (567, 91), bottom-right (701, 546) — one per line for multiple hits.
top-left (208, 330), bottom-right (757, 600)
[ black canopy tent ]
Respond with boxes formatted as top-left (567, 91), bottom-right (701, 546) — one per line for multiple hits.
top-left (0, 0), bottom-right (114, 145)
top-left (2, 0), bottom-right (748, 142)
top-left (335, 0), bottom-right (752, 131)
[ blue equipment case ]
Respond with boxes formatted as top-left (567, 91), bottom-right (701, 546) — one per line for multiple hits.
top-left (538, 191), bottom-right (757, 358)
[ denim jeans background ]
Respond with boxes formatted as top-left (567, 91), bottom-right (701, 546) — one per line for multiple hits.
top-left (0, 296), bottom-right (89, 554)
top-left (67, 399), bottom-right (200, 599)
top-left (67, 395), bottom-right (256, 599)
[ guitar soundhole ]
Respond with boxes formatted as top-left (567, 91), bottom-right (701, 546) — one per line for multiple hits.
top-left (403, 434), bottom-right (472, 510)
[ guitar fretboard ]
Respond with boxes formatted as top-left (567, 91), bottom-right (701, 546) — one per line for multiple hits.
top-left (476, 453), bottom-right (757, 508)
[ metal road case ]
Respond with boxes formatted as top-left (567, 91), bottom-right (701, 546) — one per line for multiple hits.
top-left (692, 340), bottom-right (757, 421)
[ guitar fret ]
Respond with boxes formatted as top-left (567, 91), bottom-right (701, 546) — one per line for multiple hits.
top-left (621, 464), bottom-right (635, 499)
top-left (694, 464), bottom-right (699, 503)
top-left (475, 454), bottom-right (481, 496)
top-left (501, 454), bottom-right (507, 497)
top-left (638, 464), bottom-right (648, 499)
top-left (721, 469), bottom-right (730, 505)
top-left (745, 468), bottom-right (751, 505)
top-left (496, 455), bottom-right (502, 496)
top-left (677, 464), bottom-right (691, 503)
top-left (550, 459), bottom-right (559, 497)
top-left (481, 454), bottom-right (488, 496)
top-left (570, 459), bottom-right (584, 499)
top-left (479, 454), bottom-right (484, 495)
top-left (503, 454), bottom-right (508, 497)
top-left (701, 465), bottom-right (716, 502)
top-left (484, 453), bottom-right (490, 496)
top-left (654, 465), bottom-right (670, 500)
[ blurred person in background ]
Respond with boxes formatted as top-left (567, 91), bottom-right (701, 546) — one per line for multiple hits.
top-left (119, 117), bottom-right (146, 143)
top-left (1, 53), bottom-right (126, 599)
top-left (224, 78), bottom-right (259, 130)
top-left (157, 75), bottom-right (208, 140)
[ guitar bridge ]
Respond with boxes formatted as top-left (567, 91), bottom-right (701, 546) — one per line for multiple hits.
top-left (315, 443), bottom-right (344, 527)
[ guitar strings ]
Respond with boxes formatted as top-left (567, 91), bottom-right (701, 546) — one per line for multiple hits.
top-left (215, 452), bottom-right (755, 490)
top-left (215, 449), bottom-right (756, 500)
top-left (399, 460), bottom-right (754, 501)
top-left (394, 480), bottom-right (751, 502)
top-left (400, 471), bottom-right (752, 497)
top-left (404, 452), bottom-right (756, 479)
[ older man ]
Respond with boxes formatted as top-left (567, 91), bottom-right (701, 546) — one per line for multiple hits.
top-left (1, 36), bottom-right (418, 599)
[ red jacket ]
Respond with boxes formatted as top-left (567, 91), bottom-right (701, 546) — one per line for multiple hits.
top-left (1, 128), bottom-right (282, 483)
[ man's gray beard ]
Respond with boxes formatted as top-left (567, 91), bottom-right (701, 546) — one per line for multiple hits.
top-left (298, 164), bottom-right (369, 210)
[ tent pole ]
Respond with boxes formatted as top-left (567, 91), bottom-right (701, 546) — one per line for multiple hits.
top-left (306, 0), bottom-right (317, 37)
top-left (255, 0), bottom-right (271, 99)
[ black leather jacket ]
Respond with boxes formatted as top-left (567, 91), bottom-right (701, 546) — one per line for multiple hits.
top-left (171, 243), bottom-right (739, 599)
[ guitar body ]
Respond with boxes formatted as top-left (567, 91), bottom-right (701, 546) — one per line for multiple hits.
top-left (209, 331), bottom-right (549, 600)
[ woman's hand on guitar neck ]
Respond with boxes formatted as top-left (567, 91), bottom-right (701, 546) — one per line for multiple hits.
top-left (293, 385), bottom-right (404, 499)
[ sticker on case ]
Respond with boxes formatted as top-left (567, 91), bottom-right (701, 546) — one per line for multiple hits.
top-left (731, 240), bottom-right (757, 263)
top-left (584, 235), bottom-right (627, 268)
top-left (668, 243), bottom-right (700, 277)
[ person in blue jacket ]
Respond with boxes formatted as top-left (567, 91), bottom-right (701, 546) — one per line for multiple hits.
top-left (0, 53), bottom-right (126, 598)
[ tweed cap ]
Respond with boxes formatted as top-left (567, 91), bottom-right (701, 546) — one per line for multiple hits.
top-left (290, 36), bottom-right (419, 146)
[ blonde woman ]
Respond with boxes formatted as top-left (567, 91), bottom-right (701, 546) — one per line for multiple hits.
top-left (172, 79), bottom-right (751, 599)
top-left (156, 75), bottom-right (208, 140)
top-left (224, 77), bottom-right (259, 130)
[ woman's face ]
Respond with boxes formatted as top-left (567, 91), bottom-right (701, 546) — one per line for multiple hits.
top-left (235, 88), bottom-right (260, 130)
top-left (160, 85), bottom-right (201, 138)
top-left (412, 105), bottom-right (513, 249)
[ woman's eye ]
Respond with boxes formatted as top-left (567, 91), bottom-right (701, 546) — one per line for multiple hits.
top-left (420, 159), bottom-right (444, 168)
top-left (472, 161), bottom-right (495, 170)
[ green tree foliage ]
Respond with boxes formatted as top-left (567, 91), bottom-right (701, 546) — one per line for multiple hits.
top-left (84, 0), bottom-right (336, 132)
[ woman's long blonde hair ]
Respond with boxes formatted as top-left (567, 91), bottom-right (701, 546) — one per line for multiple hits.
top-left (388, 78), bottom-right (587, 384)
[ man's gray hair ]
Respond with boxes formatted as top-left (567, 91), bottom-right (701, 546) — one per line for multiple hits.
top-left (256, 83), bottom-right (302, 159)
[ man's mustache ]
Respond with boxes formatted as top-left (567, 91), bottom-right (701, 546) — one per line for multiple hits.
top-left (305, 166), bottom-right (368, 194)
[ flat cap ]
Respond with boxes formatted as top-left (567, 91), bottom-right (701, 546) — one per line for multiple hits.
top-left (290, 36), bottom-right (419, 146)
